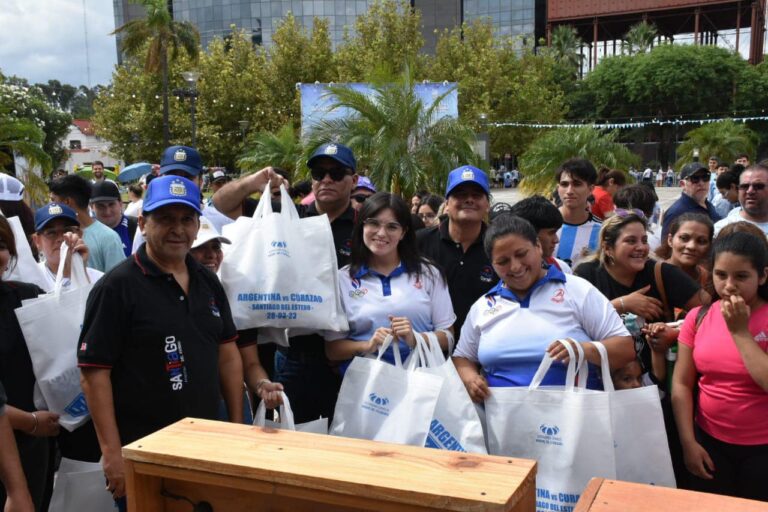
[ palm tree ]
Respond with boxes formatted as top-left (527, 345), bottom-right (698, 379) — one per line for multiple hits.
top-left (305, 66), bottom-right (480, 196)
top-left (0, 107), bottom-right (52, 204)
top-left (622, 21), bottom-right (659, 55)
top-left (112, 0), bottom-right (200, 146)
top-left (675, 120), bottom-right (757, 169)
top-left (518, 127), bottom-right (639, 194)
top-left (549, 25), bottom-right (583, 78)
top-left (238, 123), bottom-right (305, 178)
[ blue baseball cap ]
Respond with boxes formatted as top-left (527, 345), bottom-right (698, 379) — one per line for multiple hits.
top-left (159, 145), bottom-right (203, 177)
top-left (34, 203), bottom-right (79, 232)
top-left (142, 175), bottom-right (202, 215)
top-left (445, 165), bottom-right (490, 197)
top-left (355, 176), bottom-right (377, 193)
top-left (307, 143), bottom-right (356, 172)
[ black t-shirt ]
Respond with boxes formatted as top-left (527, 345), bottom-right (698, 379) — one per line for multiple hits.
top-left (0, 380), bottom-right (6, 413)
top-left (0, 281), bottom-right (43, 413)
top-left (77, 244), bottom-right (238, 445)
top-left (573, 259), bottom-right (700, 321)
top-left (416, 220), bottom-right (495, 338)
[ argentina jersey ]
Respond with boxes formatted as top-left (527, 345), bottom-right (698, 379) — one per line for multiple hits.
top-left (555, 215), bottom-right (602, 267)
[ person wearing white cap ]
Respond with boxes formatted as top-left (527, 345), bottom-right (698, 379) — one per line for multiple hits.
top-left (189, 216), bottom-right (231, 274)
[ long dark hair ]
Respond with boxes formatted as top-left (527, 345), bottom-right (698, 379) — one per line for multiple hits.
top-left (0, 215), bottom-right (18, 274)
top-left (655, 212), bottom-right (714, 260)
top-left (712, 231), bottom-right (768, 302)
top-left (349, 192), bottom-right (432, 280)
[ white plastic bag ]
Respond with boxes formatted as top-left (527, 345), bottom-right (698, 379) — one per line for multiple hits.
top-left (412, 332), bottom-right (487, 454)
top-left (330, 336), bottom-right (443, 446)
top-left (49, 458), bottom-right (115, 512)
top-left (14, 244), bottom-right (93, 431)
top-left (485, 340), bottom-right (615, 512)
top-left (2, 215), bottom-right (48, 289)
top-left (220, 184), bottom-right (347, 332)
top-left (252, 391), bottom-right (327, 434)
top-left (592, 342), bottom-right (676, 487)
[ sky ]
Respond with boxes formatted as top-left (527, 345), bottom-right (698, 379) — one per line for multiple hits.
top-left (0, 0), bottom-right (118, 88)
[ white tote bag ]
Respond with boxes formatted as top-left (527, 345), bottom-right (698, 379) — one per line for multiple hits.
top-left (412, 332), bottom-right (487, 454)
top-left (252, 391), bottom-right (328, 434)
top-left (485, 340), bottom-right (615, 512)
top-left (48, 458), bottom-right (115, 512)
top-left (220, 184), bottom-right (347, 332)
top-left (2, 215), bottom-right (48, 289)
top-left (330, 336), bottom-right (443, 446)
top-left (591, 342), bottom-right (676, 487)
top-left (14, 244), bottom-right (93, 431)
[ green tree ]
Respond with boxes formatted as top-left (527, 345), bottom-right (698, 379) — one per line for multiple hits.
top-left (335, 0), bottom-right (424, 81)
top-left (306, 67), bottom-right (480, 196)
top-left (622, 21), bottom-right (658, 55)
top-left (547, 25), bottom-right (583, 78)
top-left (430, 20), bottom-right (567, 161)
top-left (112, 0), bottom-right (200, 146)
top-left (238, 122), bottom-right (304, 177)
top-left (518, 127), bottom-right (639, 194)
top-left (675, 120), bottom-right (758, 168)
top-left (0, 105), bottom-right (53, 203)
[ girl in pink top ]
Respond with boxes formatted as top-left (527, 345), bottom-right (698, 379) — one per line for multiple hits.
top-left (673, 231), bottom-right (768, 500)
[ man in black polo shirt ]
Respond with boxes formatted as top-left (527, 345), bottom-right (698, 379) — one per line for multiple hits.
top-left (78, 175), bottom-right (243, 505)
top-left (417, 165), bottom-right (494, 340)
top-left (211, 143), bottom-right (357, 423)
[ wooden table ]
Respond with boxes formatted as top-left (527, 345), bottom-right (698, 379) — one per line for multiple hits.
top-left (575, 478), bottom-right (768, 511)
top-left (122, 418), bottom-right (537, 512)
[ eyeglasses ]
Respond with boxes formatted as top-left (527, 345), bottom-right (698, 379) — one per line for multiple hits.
top-left (685, 174), bottom-right (710, 184)
top-left (39, 226), bottom-right (80, 240)
top-left (738, 182), bottom-right (767, 192)
top-left (362, 218), bottom-right (403, 233)
top-left (310, 167), bottom-right (351, 182)
top-left (351, 194), bottom-right (370, 203)
top-left (613, 208), bottom-right (646, 220)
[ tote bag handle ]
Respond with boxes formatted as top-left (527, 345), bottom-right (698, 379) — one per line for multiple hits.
top-left (529, 339), bottom-right (588, 391)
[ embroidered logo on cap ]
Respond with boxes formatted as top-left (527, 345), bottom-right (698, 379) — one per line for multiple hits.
top-left (461, 168), bottom-right (474, 180)
top-left (174, 148), bottom-right (187, 162)
top-left (325, 144), bottom-right (338, 155)
top-left (170, 180), bottom-right (187, 196)
top-left (48, 205), bottom-right (63, 215)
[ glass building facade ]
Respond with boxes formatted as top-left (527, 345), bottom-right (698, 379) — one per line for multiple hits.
top-left (463, 0), bottom-right (536, 41)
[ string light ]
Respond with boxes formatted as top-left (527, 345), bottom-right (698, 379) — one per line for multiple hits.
top-left (489, 115), bottom-right (768, 129)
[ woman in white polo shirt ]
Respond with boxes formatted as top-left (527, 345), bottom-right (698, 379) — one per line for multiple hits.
top-left (325, 193), bottom-right (455, 371)
top-left (454, 214), bottom-right (634, 401)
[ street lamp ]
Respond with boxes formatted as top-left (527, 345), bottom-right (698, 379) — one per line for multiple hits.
top-left (174, 71), bottom-right (200, 147)
top-left (238, 120), bottom-right (250, 146)
top-left (692, 147), bottom-right (700, 162)
top-left (477, 113), bottom-right (490, 166)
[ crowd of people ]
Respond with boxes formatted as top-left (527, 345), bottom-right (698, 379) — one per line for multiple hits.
top-left (1, 143), bottom-right (768, 511)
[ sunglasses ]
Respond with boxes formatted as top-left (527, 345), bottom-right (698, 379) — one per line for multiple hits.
top-left (310, 167), bottom-right (351, 182)
top-left (685, 174), bottom-right (710, 184)
top-left (738, 182), bottom-right (767, 192)
top-left (351, 194), bottom-right (370, 203)
top-left (613, 208), bottom-right (646, 220)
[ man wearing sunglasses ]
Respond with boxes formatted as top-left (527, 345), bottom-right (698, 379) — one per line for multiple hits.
top-left (714, 163), bottom-right (768, 236)
top-left (350, 176), bottom-right (376, 211)
top-left (661, 162), bottom-right (722, 239)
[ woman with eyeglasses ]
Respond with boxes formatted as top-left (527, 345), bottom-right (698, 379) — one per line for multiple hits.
top-left (325, 192), bottom-right (455, 371)
top-left (417, 194), bottom-right (444, 229)
top-left (574, 211), bottom-right (709, 384)
top-left (0, 215), bottom-right (60, 510)
top-left (32, 203), bottom-right (102, 292)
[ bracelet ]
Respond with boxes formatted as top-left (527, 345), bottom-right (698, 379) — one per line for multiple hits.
top-left (256, 379), bottom-right (271, 392)
top-left (28, 412), bottom-right (38, 435)
top-left (619, 297), bottom-right (626, 314)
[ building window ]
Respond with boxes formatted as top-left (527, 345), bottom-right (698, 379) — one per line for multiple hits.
top-left (70, 140), bottom-right (82, 150)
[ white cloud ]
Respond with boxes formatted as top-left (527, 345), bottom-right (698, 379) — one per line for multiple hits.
top-left (0, 0), bottom-right (117, 87)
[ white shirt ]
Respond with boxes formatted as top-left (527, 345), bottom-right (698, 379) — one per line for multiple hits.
top-left (124, 199), bottom-right (143, 217)
top-left (325, 262), bottom-right (455, 371)
top-left (714, 208), bottom-right (768, 237)
top-left (455, 266), bottom-right (628, 388)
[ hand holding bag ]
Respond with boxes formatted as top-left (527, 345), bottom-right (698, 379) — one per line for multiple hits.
top-left (252, 391), bottom-right (328, 434)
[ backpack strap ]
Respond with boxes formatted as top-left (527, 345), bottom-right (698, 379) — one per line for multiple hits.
top-left (654, 260), bottom-right (673, 321)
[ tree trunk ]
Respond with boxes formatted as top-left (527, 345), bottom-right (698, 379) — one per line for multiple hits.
top-left (161, 41), bottom-right (170, 147)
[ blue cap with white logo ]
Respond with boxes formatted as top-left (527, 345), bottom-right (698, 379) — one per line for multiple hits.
top-left (159, 145), bottom-right (203, 177)
top-left (142, 175), bottom-right (202, 215)
top-left (445, 165), bottom-right (490, 197)
top-left (34, 203), bottom-right (79, 232)
top-left (307, 143), bottom-right (356, 172)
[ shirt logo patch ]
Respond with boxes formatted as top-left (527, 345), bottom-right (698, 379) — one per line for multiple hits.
top-left (479, 266), bottom-right (495, 283)
top-left (755, 331), bottom-right (768, 342)
top-left (413, 276), bottom-right (423, 289)
top-left (79, 342), bottom-right (87, 352)
top-left (551, 288), bottom-right (565, 304)
top-left (339, 239), bottom-right (352, 257)
top-left (209, 297), bottom-right (221, 318)
top-left (174, 148), bottom-right (187, 162)
top-left (484, 294), bottom-right (503, 316)
top-left (349, 277), bottom-right (368, 299)
top-left (164, 336), bottom-right (187, 391)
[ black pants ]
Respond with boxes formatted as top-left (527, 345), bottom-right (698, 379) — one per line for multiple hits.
top-left (274, 350), bottom-right (340, 424)
top-left (688, 425), bottom-right (768, 501)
